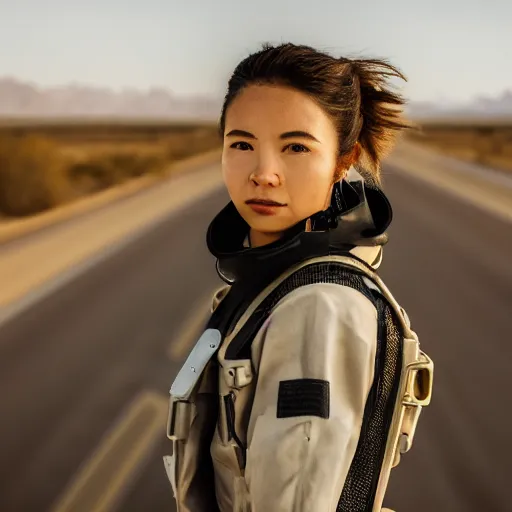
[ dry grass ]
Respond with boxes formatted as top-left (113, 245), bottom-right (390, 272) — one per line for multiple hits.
top-left (0, 126), bottom-right (221, 218)
top-left (0, 135), bottom-right (72, 216)
top-left (406, 122), bottom-right (512, 173)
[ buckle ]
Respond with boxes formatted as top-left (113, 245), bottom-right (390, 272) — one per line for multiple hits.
top-left (212, 285), bottom-right (231, 313)
top-left (222, 360), bottom-right (253, 389)
top-left (166, 397), bottom-right (192, 441)
top-left (393, 351), bottom-right (434, 466)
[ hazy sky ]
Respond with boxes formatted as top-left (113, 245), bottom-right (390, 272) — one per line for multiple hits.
top-left (0, 0), bottom-right (510, 103)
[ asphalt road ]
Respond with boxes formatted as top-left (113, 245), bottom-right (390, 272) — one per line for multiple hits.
top-left (0, 164), bottom-right (510, 512)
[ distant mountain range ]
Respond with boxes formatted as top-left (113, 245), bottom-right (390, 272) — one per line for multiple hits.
top-left (406, 91), bottom-right (512, 119)
top-left (0, 76), bottom-right (511, 120)
top-left (0, 77), bottom-right (222, 120)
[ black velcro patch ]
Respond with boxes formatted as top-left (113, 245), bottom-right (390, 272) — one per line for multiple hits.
top-left (277, 379), bottom-right (330, 419)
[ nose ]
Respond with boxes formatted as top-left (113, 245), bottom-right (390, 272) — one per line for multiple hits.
top-left (249, 161), bottom-right (282, 187)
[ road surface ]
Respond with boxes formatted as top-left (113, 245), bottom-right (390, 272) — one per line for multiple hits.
top-left (0, 163), bottom-right (510, 512)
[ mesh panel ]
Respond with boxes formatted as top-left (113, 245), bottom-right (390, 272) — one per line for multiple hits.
top-left (336, 300), bottom-right (402, 511)
top-left (261, 262), bottom-right (376, 310)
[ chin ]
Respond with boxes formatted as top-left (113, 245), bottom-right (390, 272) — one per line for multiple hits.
top-left (235, 204), bottom-right (294, 232)
top-left (246, 215), bottom-right (295, 234)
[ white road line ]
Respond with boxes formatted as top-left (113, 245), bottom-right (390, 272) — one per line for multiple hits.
top-left (167, 293), bottom-right (214, 362)
top-left (50, 390), bottom-right (168, 512)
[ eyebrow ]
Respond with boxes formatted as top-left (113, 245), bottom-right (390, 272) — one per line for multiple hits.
top-left (225, 129), bottom-right (320, 143)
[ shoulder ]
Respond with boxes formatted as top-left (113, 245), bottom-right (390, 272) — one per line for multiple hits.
top-left (260, 282), bottom-right (378, 352)
top-left (270, 282), bottom-right (378, 323)
top-left (252, 282), bottom-right (378, 374)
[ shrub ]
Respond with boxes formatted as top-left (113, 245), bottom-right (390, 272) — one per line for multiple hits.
top-left (0, 135), bottom-right (71, 217)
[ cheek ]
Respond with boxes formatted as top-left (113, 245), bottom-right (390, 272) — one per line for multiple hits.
top-left (286, 157), bottom-right (334, 216)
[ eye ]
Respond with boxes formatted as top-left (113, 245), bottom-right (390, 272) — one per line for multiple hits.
top-left (230, 141), bottom-right (253, 151)
top-left (284, 143), bottom-right (310, 154)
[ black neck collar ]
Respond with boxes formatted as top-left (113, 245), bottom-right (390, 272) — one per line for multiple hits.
top-left (206, 167), bottom-right (393, 286)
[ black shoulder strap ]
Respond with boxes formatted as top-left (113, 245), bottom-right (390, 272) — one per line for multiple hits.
top-left (224, 255), bottom-right (384, 360)
top-left (220, 253), bottom-right (414, 361)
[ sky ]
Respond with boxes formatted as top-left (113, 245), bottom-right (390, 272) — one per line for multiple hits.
top-left (0, 0), bottom-right (510, 104)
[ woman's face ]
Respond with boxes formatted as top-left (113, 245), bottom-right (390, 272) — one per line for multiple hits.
top-left (222, 84), bottom-right (342, 248)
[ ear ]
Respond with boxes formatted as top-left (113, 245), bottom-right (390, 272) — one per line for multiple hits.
top-left (343, 142), bottom-right (361, 168)
top-left (334, 142), bottom-right (362, 181)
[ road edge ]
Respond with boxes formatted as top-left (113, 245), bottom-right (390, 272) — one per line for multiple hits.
top-left (0, 168), bottom-right (224, 329)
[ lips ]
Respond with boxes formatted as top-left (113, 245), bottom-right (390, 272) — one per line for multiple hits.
top-left (245, 199), bottom-right (287, 207)
top-left (245, 199), bottom-right (286, 216)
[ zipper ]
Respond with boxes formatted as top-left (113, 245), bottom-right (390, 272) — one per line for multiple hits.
top-left (224, 391), bottom-right (246, 470)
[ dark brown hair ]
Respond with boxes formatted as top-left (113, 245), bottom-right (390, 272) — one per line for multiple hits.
top-left (219, 42), bottom-right (411, 184)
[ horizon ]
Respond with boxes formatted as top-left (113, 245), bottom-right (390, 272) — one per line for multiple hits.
top-left (1, 0), bottom-right (510, 105)
top-left (1, 75), bottom-right (511, 109)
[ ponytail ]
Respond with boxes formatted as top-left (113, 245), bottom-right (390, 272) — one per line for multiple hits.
top-left (350, 59), bottom-right (412, 179)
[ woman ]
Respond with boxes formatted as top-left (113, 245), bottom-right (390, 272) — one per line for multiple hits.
top-left (164, 42), bottom-right (433, 512)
